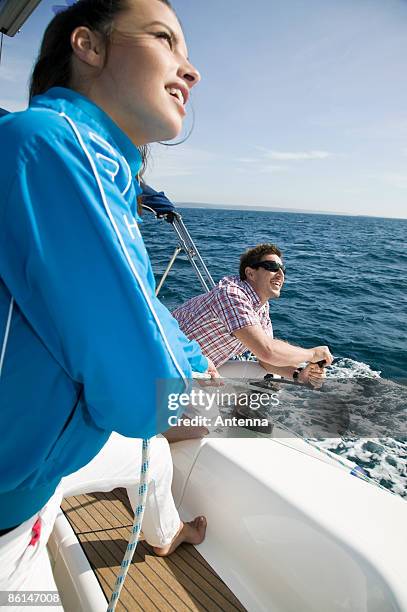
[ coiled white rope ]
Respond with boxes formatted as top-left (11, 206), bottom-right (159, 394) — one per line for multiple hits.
top-left (107, 438), bottom-right (151, 612)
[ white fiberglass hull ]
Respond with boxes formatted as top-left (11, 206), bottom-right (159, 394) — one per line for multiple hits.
top-left (171, 361), bottom-right (407, 612)
top-left (49, 360), bottom-right (407, 611)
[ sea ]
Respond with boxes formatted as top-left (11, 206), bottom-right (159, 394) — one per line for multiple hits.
top-left (140, 207), bottom-right (407, 499)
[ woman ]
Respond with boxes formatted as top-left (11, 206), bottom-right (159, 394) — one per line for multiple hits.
top-left (0, 0), bottom-right (211, 598)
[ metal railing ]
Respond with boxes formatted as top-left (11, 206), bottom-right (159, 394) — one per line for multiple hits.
top-left (142, 205), bottom-right (216, 296)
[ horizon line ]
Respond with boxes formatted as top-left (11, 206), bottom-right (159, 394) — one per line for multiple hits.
top-left (175, 202), bottom-right (407, 221)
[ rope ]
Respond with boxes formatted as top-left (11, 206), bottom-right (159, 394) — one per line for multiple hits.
top-left (0, 33), bottom-right (4, 67)
top-left (107, 370), bottom-right (205, 609)
top-left (106, 438), bottom-right (151, 612)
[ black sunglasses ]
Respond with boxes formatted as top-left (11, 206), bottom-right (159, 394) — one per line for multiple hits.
top-left (253, 261), bottom-right (286, 274)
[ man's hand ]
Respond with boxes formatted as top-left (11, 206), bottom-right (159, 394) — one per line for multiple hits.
top-left (299, 362), bottom-right (326, 389)
top-left (310, 346), bottom-right (333, 366)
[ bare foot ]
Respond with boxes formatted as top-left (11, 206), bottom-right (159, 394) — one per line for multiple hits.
top-left (162, 425), bottom-right (209, 443)
top-left (152, 516), bottom-right (207, 557)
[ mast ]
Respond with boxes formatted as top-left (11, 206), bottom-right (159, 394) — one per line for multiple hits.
top-left (0, 0), bottom-right (42, 37)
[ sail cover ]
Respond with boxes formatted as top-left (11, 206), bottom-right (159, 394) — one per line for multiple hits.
top-left (139, 183), bottom-right (176, 215)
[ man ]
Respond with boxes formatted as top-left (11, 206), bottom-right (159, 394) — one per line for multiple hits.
top-left (173, 244), bottom-right (333, 386)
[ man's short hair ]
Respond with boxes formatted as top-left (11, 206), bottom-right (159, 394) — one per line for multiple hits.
top-left (239, 244), bottom-right (282, 280)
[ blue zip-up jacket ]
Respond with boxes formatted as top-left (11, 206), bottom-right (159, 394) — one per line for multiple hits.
top-left (0, 88), bottom-right (208, 529)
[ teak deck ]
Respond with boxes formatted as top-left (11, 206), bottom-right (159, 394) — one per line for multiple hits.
top-left (61, 489), bottom-right (246, 612)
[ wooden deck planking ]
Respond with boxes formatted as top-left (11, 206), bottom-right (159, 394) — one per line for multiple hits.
top-left (117, 536), bottom-right (204, 611)
top-left (62, 489), bottom-right (246, 612)
top-left (79, 528), bottom-right (184, 612)
top-left (174, 545), bottom-right (243, 608)
top-left (62, 493), bottom-right (133, 532)
top-left (77, 532), bottom-right (145, 612)
top-left (62, 494), bottom-right (111, 532)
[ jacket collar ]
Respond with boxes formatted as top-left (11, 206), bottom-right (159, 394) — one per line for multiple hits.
top-left (32, 87), bottom-right (142, 178)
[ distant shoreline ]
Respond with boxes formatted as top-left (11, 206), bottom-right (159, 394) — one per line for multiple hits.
top-left (175, 202), bottom-right (406, 221)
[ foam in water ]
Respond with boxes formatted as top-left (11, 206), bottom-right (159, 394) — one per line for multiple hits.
top-left (309, 358), bottom-right (406, 498)
top-left (328, 357), bottom-right (381, 379)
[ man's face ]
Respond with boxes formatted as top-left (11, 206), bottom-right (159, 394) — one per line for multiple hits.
top-left (246, 254), bottom-right (285, 301)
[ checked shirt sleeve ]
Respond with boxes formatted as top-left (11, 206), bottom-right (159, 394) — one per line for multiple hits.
top-left (211, 285), bottom-right (261, 334)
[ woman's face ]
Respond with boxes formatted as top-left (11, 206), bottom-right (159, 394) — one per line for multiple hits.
top-left (91, 0), bottom-right (201, 145)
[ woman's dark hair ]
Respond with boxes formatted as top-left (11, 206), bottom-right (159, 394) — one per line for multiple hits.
top-left (239, 244), bottom-right (282, 280)
top-left (29, 0), bottom-right (173, 175)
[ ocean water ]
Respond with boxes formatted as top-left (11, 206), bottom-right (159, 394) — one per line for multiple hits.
top-left (140, 208), bottom-right (407, 498)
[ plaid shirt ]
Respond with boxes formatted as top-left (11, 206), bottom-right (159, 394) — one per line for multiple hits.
top-left (173, 275), bottom-right (273, 367)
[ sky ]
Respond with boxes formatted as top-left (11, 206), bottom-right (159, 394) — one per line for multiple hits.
top-left (1, 0), bottom-right (407, 218)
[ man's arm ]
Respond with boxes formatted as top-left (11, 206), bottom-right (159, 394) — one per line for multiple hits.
top-left (233, 325), bottom-right (332, 367)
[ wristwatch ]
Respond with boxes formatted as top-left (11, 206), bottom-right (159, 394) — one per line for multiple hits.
top-left (292, 367), bottom-right (304, 381)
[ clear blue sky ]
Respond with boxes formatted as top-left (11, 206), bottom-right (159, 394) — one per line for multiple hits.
top-left (1, 0), bottom-right (407, 218)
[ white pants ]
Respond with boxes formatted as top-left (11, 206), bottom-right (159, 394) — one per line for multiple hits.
top-left (0, 488), bottom-right (64, 611)
top-left (62, 433), bottom-right (180, 547)
top-left (0, 434), bottom-right (180, 610)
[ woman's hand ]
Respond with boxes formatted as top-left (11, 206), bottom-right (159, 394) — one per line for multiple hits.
top-left (206, 357), bottom-right (223, 386)
top-left (206, 357), bottom-right (220, 378)
top-left (298, 362), bottom-right (326, 389)
top-left (195, 357), bottom-right (223, 387)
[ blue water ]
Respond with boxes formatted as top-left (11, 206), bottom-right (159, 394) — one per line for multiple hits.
top-left (142, 208), bottom-right (407, 380)
top-left (140, 208), bottom-right (407, 497)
